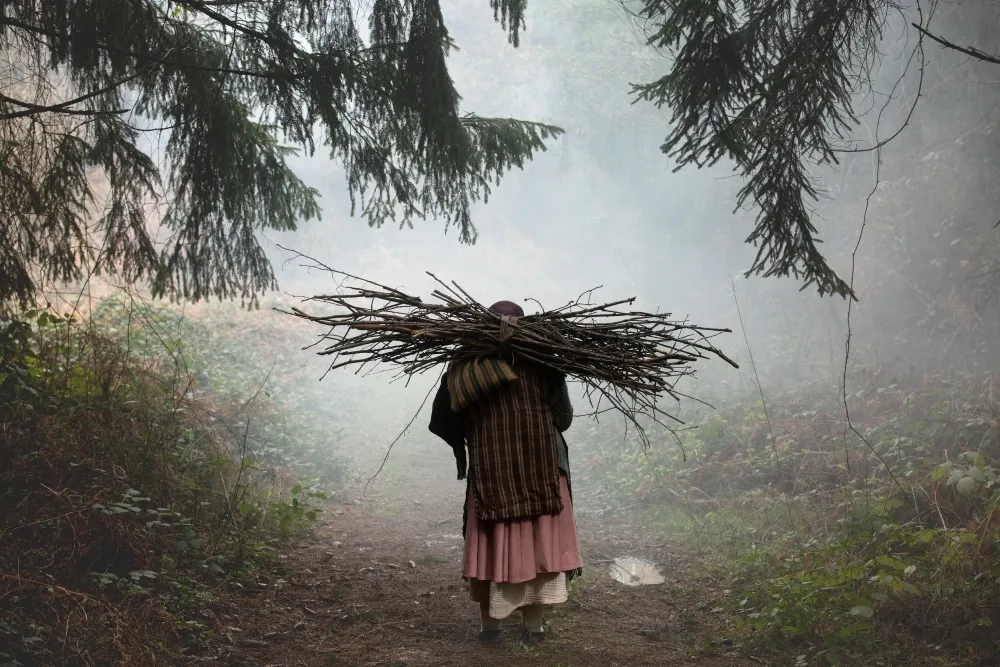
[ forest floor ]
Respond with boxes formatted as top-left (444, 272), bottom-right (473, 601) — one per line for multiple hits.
top-left (193, 451), bottom-right (754, 667)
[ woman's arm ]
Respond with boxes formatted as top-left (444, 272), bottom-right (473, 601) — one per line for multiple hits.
top-left (428, 375), bottom-right (467, 479)
top-left (549, 372), bottom-right (574, 433)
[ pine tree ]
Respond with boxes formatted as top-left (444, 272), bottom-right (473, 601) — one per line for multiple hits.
top-left (0, 0), bottom-right (554, 307)
top-left (629, 0), bottom-right (999, 299)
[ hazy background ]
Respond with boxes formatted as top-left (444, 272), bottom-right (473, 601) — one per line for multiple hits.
top-left (9, 5), bottom-right (999, 663)
top-left (133, 0), bottom-right (1000, 480)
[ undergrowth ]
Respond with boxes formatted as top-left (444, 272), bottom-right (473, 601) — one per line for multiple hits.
top-left (0, 306), bottom-right (328, 666)
top-left (575, 373), bottom-right (1000, 666)
top-left (88, 297), bottom-right (355, 488)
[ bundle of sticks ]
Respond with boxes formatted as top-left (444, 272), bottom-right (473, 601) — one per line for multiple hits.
top-left (282, 262), bottom-right (738, 443)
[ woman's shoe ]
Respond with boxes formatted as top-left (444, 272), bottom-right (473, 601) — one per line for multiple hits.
top-left (478, 629), bottom-right (502, 643)
top-left (520, 630), bottom-right (546, 646)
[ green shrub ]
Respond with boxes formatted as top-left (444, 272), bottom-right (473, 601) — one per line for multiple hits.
top-left (0, 307), bottom-right (326, 666)
top-left (88, 298), bottom-right (354, 487)
top-left (571, 372), bottom-right (1000, 666)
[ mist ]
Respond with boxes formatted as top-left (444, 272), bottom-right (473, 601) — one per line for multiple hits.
top-left (7, 1), bottom-right (1000, 664)
top-left (259, 0), bottom-right (998, 444)
top-left (262, 2), bottom-right (748, 449)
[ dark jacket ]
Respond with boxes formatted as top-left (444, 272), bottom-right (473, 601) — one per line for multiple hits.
top-left (429, 365), bottom-right (573, 481)
top-left (428, 362), bottom-right (575, 525)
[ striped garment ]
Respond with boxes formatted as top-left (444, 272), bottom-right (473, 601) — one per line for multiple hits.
top-left (447, 356), bottom-right (519, 412)
top-left (462, 362), bottom-right (564, 522)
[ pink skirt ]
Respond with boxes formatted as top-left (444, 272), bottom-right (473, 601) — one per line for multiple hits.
top-left (463, 475), bottom-right (584, 584)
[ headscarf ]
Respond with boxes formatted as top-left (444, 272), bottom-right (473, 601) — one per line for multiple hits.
top-left (445, 300), bottom-right (524, 413)
top-left (489, 300), bottom-right (524, 318)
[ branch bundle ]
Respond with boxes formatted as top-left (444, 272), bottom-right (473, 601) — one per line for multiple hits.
top-left (282, 262), bottom-right (738, 443)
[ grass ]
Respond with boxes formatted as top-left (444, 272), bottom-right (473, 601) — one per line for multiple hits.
top-left (418, 555), bottom-right (449, 565)
top-left (573, 372), bottom-right (1000, 666)
top-left (0, 304), bottom-right (329, 666)
top-left (371, 496), bottom-right (407, 517)
top-left (88, 296), bottom-right (356, 489)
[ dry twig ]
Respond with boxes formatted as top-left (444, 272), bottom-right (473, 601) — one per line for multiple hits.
top-left (278, 249), bottom-right (738, 444)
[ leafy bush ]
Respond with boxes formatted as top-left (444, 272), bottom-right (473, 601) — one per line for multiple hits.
top-left (87, 297), bottom-right (355, 488)
top-left (572, 371), bottom-right (1000, 666)
top-left (729, 485), bottom-right (1000, 666)
top-left (0, 307), bottom-right (326, 666)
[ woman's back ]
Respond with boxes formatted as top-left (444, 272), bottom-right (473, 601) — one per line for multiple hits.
top-left (463, 362), bottom-right (564, 522)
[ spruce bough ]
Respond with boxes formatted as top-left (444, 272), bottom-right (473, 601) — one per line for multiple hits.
top-left (0, 0), bottom-right (554, 307)
top-left (631, 0), bottom-right (895, 299)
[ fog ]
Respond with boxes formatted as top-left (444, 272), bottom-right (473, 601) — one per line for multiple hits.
top-left (79, 0), bottom-right (994, 493)
top-left (241, 0), bottom-right (996, 467)
top-left (263, 2), bottom-right (749, 431)
top-left (9, 4), bottom-right (1000, 664)
top-left (268, 3), bottom-right (732, 318)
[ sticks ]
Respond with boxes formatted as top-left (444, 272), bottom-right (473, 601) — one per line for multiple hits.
top-left (278, 253), bottom-right (738, 445)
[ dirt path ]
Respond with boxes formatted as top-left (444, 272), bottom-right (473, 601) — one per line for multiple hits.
top-left (197, 453), bottom-right (753, 667)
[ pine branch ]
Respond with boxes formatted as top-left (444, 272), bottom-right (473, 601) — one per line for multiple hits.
top-left (0, 65), bottom-right (154, 120)
top-left (0, 0), bottom-right (558, 307)
top-left (630, 0), bottom-right (897, 300)
top-left (183, 1), bottom-right (298, 54)
top-left (0, 93), bottom-right (127, 119)
top-left (490, 0), bottom-right (529, 46)
top-left (0, 16), bottom-right (293, 80)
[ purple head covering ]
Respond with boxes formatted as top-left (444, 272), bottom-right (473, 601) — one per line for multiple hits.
top-left (489, 300), bottom-right (524, 317)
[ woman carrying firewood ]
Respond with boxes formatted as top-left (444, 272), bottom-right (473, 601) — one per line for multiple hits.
top-left (289, 266), bottom-right (735, 640)
top-left (428, 300), bottom-right (584, 646)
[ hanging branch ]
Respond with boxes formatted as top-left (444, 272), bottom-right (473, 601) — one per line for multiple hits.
top-left (278, 249), bottom-right (738, 445)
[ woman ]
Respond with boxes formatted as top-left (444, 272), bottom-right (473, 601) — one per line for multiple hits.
top-left (428, 300), bottom-right (583, 645)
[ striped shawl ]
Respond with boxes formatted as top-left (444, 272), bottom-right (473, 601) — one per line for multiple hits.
top-left (447, 356), bottom-right (519, 412)
top-left (460, 362), bottom-right (563, 522)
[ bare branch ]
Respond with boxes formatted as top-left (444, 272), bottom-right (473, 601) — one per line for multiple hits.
top-left (0, 65), bottom-right (153, 120)
top-left (277, 247), bottom-right (738, 446)
top-left (912, 22), bottom-right (1000, 66)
